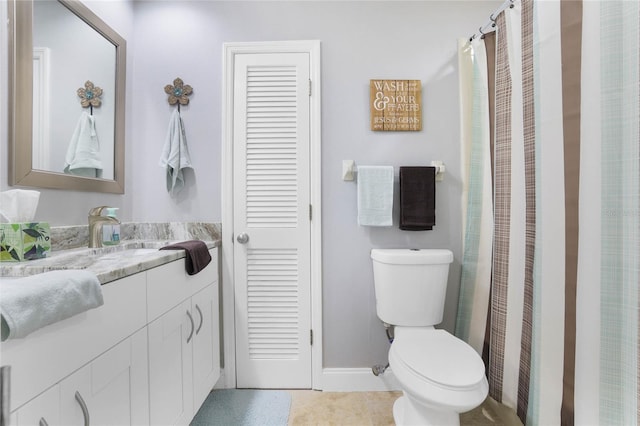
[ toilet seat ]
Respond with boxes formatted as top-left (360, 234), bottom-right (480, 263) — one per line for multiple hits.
top-left (391, 329), bottom-right (486, 390)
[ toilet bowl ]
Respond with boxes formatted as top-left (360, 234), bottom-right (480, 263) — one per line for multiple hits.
top-left (389, 327), bottom-right (488, 425)
top-left (371, 249), bottom-right (489, 426)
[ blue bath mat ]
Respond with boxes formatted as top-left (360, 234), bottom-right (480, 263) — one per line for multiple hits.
top-left (191, 389), bottom-right (291, 426)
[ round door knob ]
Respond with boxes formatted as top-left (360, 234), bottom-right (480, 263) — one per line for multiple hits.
top-left (236, 233), bottom-right (249, 244)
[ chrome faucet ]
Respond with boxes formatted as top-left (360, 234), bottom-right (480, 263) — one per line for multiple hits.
top-left (88, 206), bottom-right (120, 248)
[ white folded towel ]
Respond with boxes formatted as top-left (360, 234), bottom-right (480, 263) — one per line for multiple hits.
top-left (0, 270), bottom-right (104, 341)
top-left (64, 112), bottom-right (103, 178)
top-left (357, 166), bottom-right (394, 226)
top-left (159, 109), bottom-right (193, 196)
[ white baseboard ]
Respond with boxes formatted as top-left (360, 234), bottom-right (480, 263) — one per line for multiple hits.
top-left (321, 368), bottom-right (402, 392)
top-left (215, 367), bottom-right (402, 392)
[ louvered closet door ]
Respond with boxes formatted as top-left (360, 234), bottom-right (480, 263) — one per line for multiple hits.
top-left (233, 53), bottom-right (311, 388)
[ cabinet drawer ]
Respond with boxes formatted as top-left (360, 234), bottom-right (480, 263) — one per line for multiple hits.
top-left (2, 272), bottom-right (147, 411)
top-left (147, 248), bottom-right (218, 323)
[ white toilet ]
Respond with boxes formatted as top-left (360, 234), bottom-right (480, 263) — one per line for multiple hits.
top-left (371, 249), bottom-right (488, 426)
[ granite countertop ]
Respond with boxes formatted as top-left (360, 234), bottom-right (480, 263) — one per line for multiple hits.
top-left (0, 239), bottom-right (220, 284)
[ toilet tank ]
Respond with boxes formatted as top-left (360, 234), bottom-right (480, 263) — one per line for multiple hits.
top-left (371, 249), bottom-right (453, 326)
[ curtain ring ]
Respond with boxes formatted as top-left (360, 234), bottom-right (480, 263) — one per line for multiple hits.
top-left (490, 12), bottom-right (497, 27)
top-left (478, 26), bottom-right (485, 39)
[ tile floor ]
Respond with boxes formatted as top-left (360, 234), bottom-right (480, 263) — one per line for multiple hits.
top-left (287, 391), bottom-right (523, 426)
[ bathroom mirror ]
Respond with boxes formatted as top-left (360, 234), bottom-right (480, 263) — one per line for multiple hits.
top-left (8, 0), bottom-right (126, 193)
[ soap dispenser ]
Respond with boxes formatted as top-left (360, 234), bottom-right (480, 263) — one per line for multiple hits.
top-left (102, 207), bottom-right (121, 246)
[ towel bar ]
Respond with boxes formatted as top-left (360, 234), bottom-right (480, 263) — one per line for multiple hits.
top-left (342, 160), bottom-right (445, 182)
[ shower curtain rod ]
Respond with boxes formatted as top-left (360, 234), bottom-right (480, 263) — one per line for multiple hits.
top-left (469, 0), bottom-right (515, 42)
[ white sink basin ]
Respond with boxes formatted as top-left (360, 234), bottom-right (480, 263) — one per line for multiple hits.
top-left (98, 248), bottom-right (158, 260)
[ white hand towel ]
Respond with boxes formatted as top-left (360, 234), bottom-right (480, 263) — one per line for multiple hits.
top-left (357, 166), bottom-right (394, 226)
top-left (0, 270), bottom-right (104, 341)
top-left (64, 112), bottom-right (103, 178)
top-left (159, 109), bottom-right (193, 196)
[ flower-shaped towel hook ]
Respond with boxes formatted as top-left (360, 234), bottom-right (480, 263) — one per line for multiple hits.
top-left (164, 78), bottom-right (193, 112)
top-left (77, 80), bottom-right (102, 115)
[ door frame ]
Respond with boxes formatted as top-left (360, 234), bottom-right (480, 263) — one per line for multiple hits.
top-left (221, 40), bottom-right (323, 390)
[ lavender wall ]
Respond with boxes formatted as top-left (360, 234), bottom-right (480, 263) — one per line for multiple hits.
top-left (0, 0), bottom-right (135, 223)
top-left (129, 0), bottom-right (499, 368)
top-left (1, 0), bottom-right (501, 368)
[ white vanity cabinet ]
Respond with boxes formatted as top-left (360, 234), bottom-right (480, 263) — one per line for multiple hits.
top-left (147, 249), bottom-right (220, 426)
top-left (3, 246), bottom-right (220, 426)
top-left (3, 272), bottom-right (148, 415)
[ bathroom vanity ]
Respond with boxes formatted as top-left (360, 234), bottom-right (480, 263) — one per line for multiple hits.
top-left (0, 243), bottom-right (220, 426)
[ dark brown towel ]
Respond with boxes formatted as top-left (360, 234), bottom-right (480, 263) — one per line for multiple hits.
top-left (399, 166), bottom-right (436, 231)
top-left (160, 240), bottom-right (212, 275)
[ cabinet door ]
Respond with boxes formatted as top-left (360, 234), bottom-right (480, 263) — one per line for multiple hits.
top-left (59, 329), bottom-right (149, 426)
top-left (148, 299), bottom-right (194, 426)
top-left (192, 283), bottom-right (220, 410)
top-left (12, 384), bottom-right (60, 426)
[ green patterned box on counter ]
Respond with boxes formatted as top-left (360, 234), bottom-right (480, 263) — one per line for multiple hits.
top-left (0, 223), bottom-right (51, 262)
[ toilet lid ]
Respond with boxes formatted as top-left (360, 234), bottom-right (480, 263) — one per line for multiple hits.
top-left (391, 330), bottom-right (486, 389)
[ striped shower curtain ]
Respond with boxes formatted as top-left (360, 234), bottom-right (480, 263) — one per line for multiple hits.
top-left (455, 1), bottom-right (639, 425)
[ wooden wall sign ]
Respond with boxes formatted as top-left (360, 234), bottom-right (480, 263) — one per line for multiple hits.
top-left (370, 79), bottom-right (422, 131)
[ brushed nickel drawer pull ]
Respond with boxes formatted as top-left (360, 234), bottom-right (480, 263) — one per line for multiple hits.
top-left (195, 304), bottom-right (204, 335)
top-left (186, 310), bottom-right (195, 343)
top-left (75, 391), bottom-right (90, 426)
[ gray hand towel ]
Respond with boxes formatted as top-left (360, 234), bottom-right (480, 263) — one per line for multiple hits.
top-left (159, 109), bottom-right (193, 196)
top-left (64, 112), bottom-right (103, 178)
